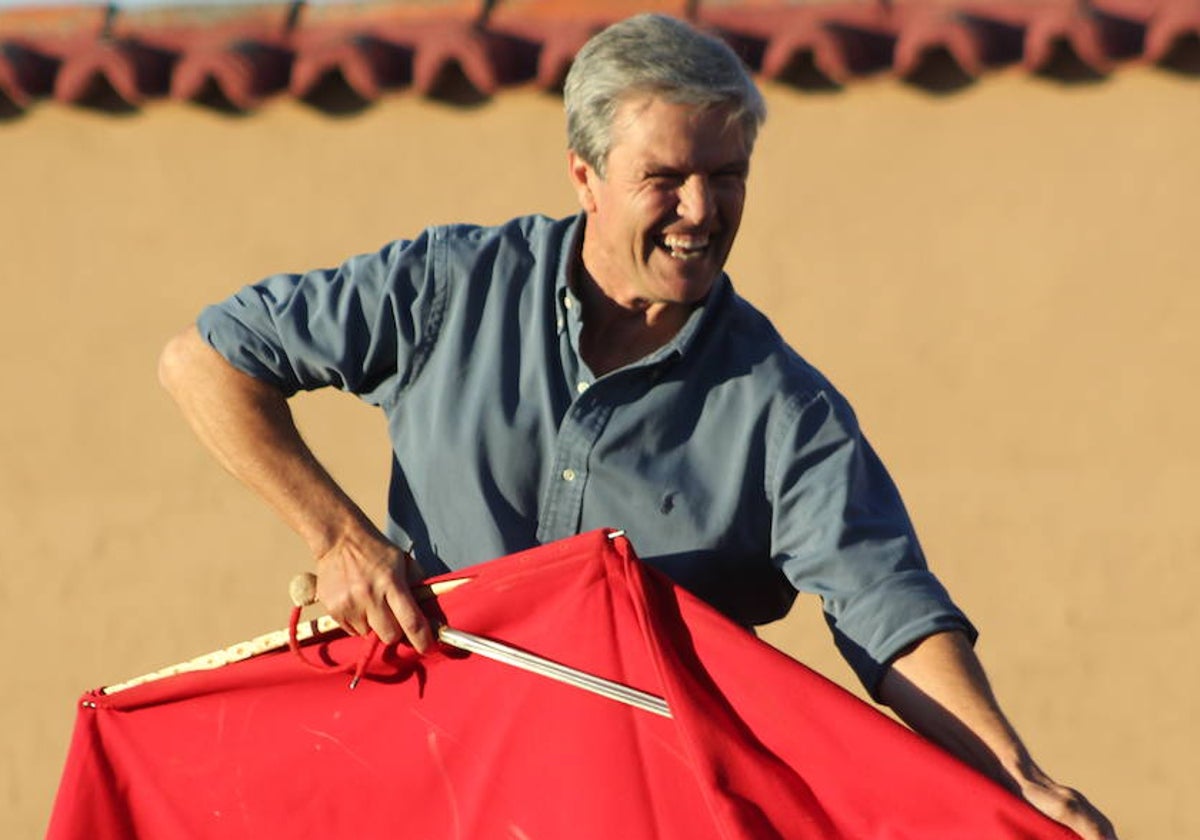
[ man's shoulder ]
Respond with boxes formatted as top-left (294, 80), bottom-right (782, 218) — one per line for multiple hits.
top-left (426, 213), bottom-right (579, 250)
top-left (712, 287), bottom-right (835, 399)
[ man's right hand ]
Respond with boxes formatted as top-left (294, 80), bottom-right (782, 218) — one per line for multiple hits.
top-left (315, 530), bottom-right (435, 654)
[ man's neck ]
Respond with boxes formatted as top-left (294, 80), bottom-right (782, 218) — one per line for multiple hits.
top-left (572, 266), bottom-right (696, 377)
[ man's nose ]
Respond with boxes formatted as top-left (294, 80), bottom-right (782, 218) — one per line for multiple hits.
top-left (677, 175), bottom-right (715, 225)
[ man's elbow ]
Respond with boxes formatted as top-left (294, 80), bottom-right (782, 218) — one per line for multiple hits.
top-left (157, 326), bottom-right (206, 398)
top-left (158, 326), bottom-right (282, 406)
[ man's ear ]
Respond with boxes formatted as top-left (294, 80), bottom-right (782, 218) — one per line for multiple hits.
top-left (567, 150), bottom-right (599, 213)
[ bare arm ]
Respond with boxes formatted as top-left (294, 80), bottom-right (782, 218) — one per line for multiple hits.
top-left (158, 325), bottom-right (433, 652)
top-left (879, 630), bottom-right (1116, 839)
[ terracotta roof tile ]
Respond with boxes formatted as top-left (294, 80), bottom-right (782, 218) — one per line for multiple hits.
top-left (488, 0), bottom-right (690, 88)
top-left (0, 0), bottom-right (1197, 115)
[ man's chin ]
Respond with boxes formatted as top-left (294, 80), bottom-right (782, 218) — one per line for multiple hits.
top-left (656, 272), bottom-right (718, 305)
top-left (642, 249), bottom-right (723, 301)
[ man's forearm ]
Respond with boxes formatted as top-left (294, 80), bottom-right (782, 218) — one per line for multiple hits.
top-left (158, 327), bottom-right (434, 651)
top-left (879, 630), bottom-right (1115, 839)
top-left (878, 630), bottom-right (1028, 787)
top-left (157, 326), bottom-right (372, 555)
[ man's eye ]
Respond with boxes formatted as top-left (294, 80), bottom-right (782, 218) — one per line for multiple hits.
top-left (648, 173), bottom-right (684, 186)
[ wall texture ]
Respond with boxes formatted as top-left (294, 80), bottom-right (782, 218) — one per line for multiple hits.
top-left (2, 67), bottom-right (1196, 836)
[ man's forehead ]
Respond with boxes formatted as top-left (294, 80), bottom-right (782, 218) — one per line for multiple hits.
top-left (610, 94), bottom-right (745, 147)
top-left (613, 92), bottom-right (727, 124)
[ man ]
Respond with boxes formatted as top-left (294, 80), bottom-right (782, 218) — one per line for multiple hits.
top-left (160, 14), bottom-right (1115, 839)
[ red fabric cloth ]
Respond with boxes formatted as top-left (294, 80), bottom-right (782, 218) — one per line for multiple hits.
top-left (48, 529), bottom-right (1079, 839)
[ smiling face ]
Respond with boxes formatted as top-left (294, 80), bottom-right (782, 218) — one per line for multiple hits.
top-left (569, 95), bottom-right (750, 314)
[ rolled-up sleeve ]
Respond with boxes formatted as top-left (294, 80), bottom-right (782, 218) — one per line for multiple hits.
top-left (769, 390), bottom-right (976, 698)
top-left (196, 231), bottom-right (441, 404)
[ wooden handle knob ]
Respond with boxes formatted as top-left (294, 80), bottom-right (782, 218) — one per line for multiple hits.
top-left (289, 572), bottom-right (318, 608)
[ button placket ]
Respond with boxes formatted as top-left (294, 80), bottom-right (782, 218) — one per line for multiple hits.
top-left (536, 375), bottom-right (616, 543)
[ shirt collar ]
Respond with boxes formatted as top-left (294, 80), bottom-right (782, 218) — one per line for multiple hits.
top-left (666, 273), bottom-right (729, 361)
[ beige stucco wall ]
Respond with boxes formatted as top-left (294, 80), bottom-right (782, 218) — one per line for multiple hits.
top-left (2, 66), bottom-right (1196, 837)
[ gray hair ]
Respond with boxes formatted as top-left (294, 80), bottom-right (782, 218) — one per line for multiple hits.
top-left (564, 14), bottom-right (767, 177)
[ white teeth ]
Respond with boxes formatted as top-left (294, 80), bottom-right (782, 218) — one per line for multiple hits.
top-left (661, 235), bottom-right (710, 260)
top-left (663, 236), bottom-right (708, 250)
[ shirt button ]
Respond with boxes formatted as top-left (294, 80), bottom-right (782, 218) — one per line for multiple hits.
top-left (564, 296), bottom-right (574, 310)
top-left (561, 468), bottom-right (576, 482)
top-left (576, 381), bottom-right (589, 394)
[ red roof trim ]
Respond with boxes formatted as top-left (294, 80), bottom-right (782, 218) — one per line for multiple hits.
top-left (1, 0), bottom-right (1197, 115)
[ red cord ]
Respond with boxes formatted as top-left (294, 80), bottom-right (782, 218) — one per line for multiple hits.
top-left (288, 605), bottom-right (380, 689)
top-left (349, 636), bottom-right (380, 690)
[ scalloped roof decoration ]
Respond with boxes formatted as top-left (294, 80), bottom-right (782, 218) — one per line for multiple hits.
top-left (1, 0), bottom-right (1198, 115)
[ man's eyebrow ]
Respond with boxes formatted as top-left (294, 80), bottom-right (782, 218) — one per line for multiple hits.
top-left (642, 157), bottom-right (749, 176)
top-left (717, 159), bottom-right (751, 174)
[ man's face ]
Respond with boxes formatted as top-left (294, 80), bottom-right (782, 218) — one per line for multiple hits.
top-left (570, 96), bottom-right (750, 310)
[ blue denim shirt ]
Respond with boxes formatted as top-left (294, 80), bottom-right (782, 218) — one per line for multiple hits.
top-left (198, 212), bottom-right (974, 694)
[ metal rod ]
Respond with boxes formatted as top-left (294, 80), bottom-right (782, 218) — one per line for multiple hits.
top-left (437, 626), bottom-right (671, 718)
